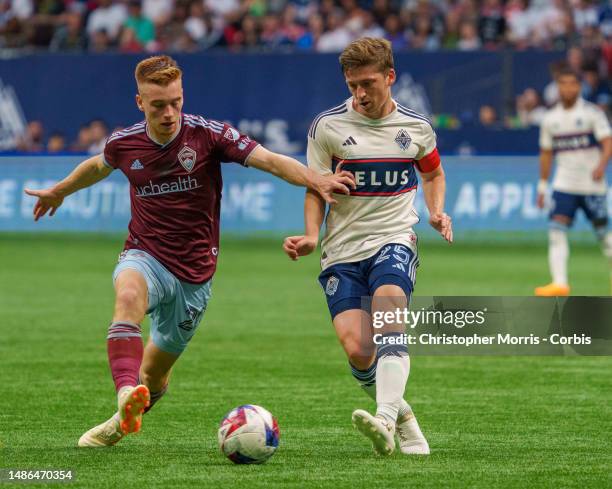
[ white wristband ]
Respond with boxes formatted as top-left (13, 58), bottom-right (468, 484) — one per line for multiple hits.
top-left (537, 179), bottom-right (548, 195)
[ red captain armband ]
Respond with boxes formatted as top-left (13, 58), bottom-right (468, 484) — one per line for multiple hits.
top-left (415, 148), bottom-right (441, 173)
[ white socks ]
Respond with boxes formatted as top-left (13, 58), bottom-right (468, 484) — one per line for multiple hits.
top-left (548, 225), bottom-right (612, 287)
top-left (549, 226), bottom-right (569, 285)
top-left (351, 346), bottom-right (413, 425)
top-left (375, 354), bottom-right (410, 424)
top-left (359, 379), bottom-right (413, 419)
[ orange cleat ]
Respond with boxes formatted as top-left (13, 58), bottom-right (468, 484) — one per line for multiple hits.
top-left (534, 283), bottom-right (570, 296)
top-left (118, 385), bottom-right (150, 434)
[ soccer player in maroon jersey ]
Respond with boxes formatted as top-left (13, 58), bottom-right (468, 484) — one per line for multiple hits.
top-left (24, 55), bottom-right (355, 447)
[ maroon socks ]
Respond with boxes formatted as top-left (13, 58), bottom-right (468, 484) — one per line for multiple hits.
top-left (107, 322), bottom-right (143, 392)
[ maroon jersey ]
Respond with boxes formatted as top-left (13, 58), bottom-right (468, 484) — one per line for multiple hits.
top-left (103, 113), bottom-right (259, 283)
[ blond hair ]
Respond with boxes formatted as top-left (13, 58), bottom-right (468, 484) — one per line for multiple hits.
top-left (339, 37), bottom-right (394, 74)
top-left (135, 55), bottom-right (182, 86)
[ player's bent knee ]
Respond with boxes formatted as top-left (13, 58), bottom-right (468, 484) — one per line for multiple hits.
top-left (372, 285), bottom-right (407, 317)
top-left (343, 338), bottom-right (375, 370)
top-left (115, 287), bottom-right (145, 310)
top-left (347, 349), bottom-right (375, 371)
top-left (114, 287), bottom-right (147, 321)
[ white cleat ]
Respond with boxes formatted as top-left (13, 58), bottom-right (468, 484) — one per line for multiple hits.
top-left (396, 411), bottom-right (430, 455)
top-left (77, 385), bottom-right (150, 448)
top-left (352, 409), bottom-right (395, 456)
top-left (77, 413), bottom-right (124, 447)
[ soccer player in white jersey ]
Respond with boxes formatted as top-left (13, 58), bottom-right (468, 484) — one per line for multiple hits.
top-left (535, 68), bottom-right (612, 296)
top-left (283, 38), bottom-right (452, 456)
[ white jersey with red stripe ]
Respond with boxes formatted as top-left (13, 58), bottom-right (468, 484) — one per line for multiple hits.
top-left (307, 97), bottom-right (441, 270)
top-left (539, 98), bottom-right (611, 195)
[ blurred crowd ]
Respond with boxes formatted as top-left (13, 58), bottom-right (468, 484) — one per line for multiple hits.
top-left (15, 118), bottom-right (110, 153)
top-left (439, 45), bottom-right (611, 129)
top-left (1, 0), bottom-right (611, 53)
top-left (5, 1), bottom-right (609, 152)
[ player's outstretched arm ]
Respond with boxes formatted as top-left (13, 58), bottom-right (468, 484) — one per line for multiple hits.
top-left (283, 189), bottom-right (326, 261)
top-left (24, 154), bottom-right (112, 221)
top-left (420, 164), bottom-right (453, 243)
top-left (247, 146), bottom-right (355, 204)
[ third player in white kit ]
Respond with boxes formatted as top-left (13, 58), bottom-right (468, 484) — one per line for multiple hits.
top-left (535, 67), bottom-right (612, 296)
top-left (283, 38), bottom-right (452, 456)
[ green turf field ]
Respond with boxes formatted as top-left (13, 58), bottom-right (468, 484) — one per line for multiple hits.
top-left (1, 233), bottom-right (611, 488)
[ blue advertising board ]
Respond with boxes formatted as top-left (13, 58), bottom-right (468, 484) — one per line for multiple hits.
top-left (1, 156), bottom-right (609, 234)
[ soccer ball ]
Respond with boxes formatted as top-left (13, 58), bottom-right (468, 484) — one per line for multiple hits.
top-left (218, 404), bottom-right (280, 464)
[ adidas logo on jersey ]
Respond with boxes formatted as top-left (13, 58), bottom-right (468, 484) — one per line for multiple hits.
top-left (342, 136), bottom-right (357, 146)
top-left (130, 159), bottom-right (144, 170)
